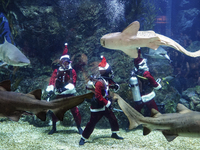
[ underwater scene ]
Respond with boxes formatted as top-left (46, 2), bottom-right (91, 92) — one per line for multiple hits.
top-left (0, 0), bottom-right (200, 149)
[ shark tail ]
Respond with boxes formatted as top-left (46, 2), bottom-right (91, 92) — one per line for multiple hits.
top-left (157, 33), bottom-right (200, 57)
top-left (116, 94), bottom-right (144, 130)
top-left (51, 92), bottom-right (94, 121)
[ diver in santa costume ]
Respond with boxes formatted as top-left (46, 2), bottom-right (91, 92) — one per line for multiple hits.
top-left (130, 48), bottom-right (162, 114)
top-left (79, 56), bottom-right (123, 145)
top-left (46, 43), bottom-right (83, 135)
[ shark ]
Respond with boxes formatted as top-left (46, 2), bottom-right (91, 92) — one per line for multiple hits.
top-left (0, 80), bottom-right (93, 122)
top-left (0, 38), bottom-right (30, 66)
top-left (114, 93), bottom-right (200, 142)
top-left (145, 46), bottom-right (171, 62)
top-left (100, 21), bottom-right (200, 58)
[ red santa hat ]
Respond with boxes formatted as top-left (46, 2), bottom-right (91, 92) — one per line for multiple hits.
top-left (98, 56), bottom-right (109, 70)
top-left (134, 48), bottom-right (144, 68)
top-left (60, 43), bottom-right (70, 61)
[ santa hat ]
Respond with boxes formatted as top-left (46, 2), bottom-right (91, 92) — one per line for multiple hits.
top-left (98, 56), bottom-right (109, 70)
top-left (60, 43), bottom-right (70, 61)
top-left (134, 48), bottom-right (144, 68)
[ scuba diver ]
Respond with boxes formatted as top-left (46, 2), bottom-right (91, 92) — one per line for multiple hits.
top-left (129, 48), bottom-right (162, 115)
top-left (79, 56), bottom-right (123, 145)
top-left (0, 13), bottom-right (15, 44)
top-left (46, 43), bottom-right (83, 135)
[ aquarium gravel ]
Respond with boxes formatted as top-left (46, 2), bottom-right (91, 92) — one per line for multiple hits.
top-left (0, 120), bottom-right (200, 150)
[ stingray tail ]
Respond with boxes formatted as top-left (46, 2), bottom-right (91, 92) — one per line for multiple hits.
top-left (116, 94), bottom-right (144, 130)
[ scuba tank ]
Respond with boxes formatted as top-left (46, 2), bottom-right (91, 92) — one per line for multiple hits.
top-left (129, 76), bottom-right (142, 102)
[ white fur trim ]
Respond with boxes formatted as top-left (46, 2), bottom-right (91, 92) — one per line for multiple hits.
top-left (86, 80), bottom-right (95, 89)
top-left (46, 85), bottom-right (54, 92)
top-left (106, 100), bottom-right (111, 107)
top-left (60, 55), bottom-right (70, 60)
top-left (60, 83), bottom-right (76, 94)
top-left (154, 83), bottom-right (162, 90)
top-left (98, 63), bottom-right (109, 70)
top-left (141, 91), bottom-right (155, 103)
top-left (90, 106), bottom-right (105, 112)
top-left (138, 59), bottom-right (145, 65)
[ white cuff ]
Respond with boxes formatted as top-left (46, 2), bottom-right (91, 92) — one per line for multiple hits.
top-left (106, 100), bottom-right (111, 107)
top-left (46, 85), bottom-right (54, 92)
top-left (154, 83), bottom-right (162, 90)
top-left (60, 83), bottom-right (76, 94)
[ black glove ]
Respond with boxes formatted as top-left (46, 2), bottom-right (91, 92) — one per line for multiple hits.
top-left (114, 84), bottom-right (120, 92)
top-left (131, 68), bottom-right (137, 77)
top-left (57, 87), bottom-right (67, 93)
top-left (134, 100), bottom-right (143, 106)
top-left (108, 103), bottom-right (113, 111)
top-left (47, 91), bottom-right (54, 98)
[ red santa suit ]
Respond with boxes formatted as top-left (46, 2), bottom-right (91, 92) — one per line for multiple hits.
top-left (81, 56), bottom-right (120, 140)
top-left (133, 49), bottom-right (162, 114)
top-left (47, 44), bottom-right (81, 127)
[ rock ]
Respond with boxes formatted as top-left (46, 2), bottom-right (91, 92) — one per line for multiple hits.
top-left (195, 85), bottom-right (200, 95)
top-left (182, 88), bottom-right (197, 101)
top-left (179, 98), bottom-right (190, 108)
top-left (195, 104), bottom-right (200, 111)
top-left (177, 8), bottom-right (200, 32)
top-left (189, 101), bottom-right (195, 110)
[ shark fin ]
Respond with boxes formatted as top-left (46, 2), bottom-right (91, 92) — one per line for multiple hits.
top-left (122, 48), bottom-right (138, 58)
top-left (8, 112), bottom-right (22, 122)
top-left (151, 109), bottom-right (162, 117)
top-left (162, 131), bottom-right (178, 142)
top-left (177, 103), bottom-right (192, 114)
top-left (122, 21), bottom-right (139, 36)
top-left (148, 37), bottom-right (163, 50)
top-left (36, 111), bottom-right (47, 121)
top-left (143, 127), bottom-right (151, 135)
top-left (0, 80), bottom-right (11, 91)
top-left (28, 89), bottom-right (42, 100)
top-left (52, 108), bottom-right (66, 121)
top-left (8, 116), bottom-right (21, 122)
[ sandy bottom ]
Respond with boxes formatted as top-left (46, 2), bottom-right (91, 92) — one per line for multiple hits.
top-left (0, 120), bottom-right (200, 150)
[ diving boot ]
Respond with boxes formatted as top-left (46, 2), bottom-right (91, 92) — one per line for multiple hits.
top-left (111, 133), bottom-right (123, 139)
top-left (79, 137), bottom-right (85, 145)
top-left (77, 125), bottom-right (83, 134)
top-left (48, 121), bottom-right (56, 135)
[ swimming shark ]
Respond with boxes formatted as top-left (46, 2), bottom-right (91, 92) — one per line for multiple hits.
top-left (0, 38), bottom-right (30, 66)
top-left (0, 80), bottom-right (93, 122)
top-left (114, 93), bottom-right (200, 142)
top-left (100, 21), bottom-right (200, 58)
top-left (145, 46), bottom-right (171, 62)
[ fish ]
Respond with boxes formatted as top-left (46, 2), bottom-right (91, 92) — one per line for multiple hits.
top-left (114, 93), bottom-right (200, 142)
top-left (0, 80), bottom-right (93, 122)
top-left (145, 46), bottom-right (171, 62)
top-left (0, 38), bottom-right (30, 66)
top-left (162, 75), bottom-right (176, 82)
top-left (100, 21), bottom-right (200, 58)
